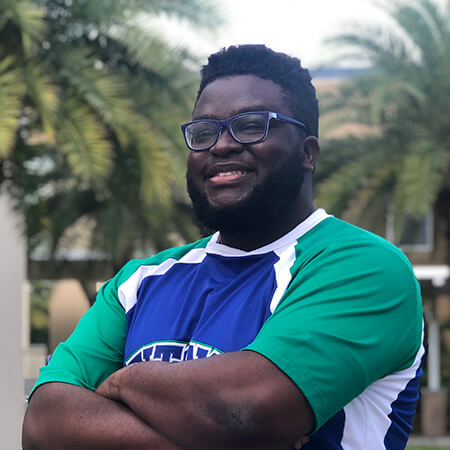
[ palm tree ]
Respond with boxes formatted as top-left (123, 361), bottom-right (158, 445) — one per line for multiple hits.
top-left (1, 0), bottom-right (219, 188)
top-left (316, 0), bottom-right (450, 245)
top-left (0, 0), bottom-right (221, 278)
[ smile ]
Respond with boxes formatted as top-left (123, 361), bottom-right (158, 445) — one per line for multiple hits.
top-left (214, 171), bottom-right (247, 177)
top-left (205, 163), bottom-right (254, 181)
top-left (206, 164), bottom-right (254, 185)
top-left (208, 170), bottom-right (252, 185)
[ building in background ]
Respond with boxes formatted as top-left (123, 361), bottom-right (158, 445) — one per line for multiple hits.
top-left (314, 68), bottom-right (450, 436)
top-left (0, 193), bottom-right (25, 449)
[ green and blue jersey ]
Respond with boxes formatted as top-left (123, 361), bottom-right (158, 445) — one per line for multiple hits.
top-left (32, 209), bottom-right (423, 449)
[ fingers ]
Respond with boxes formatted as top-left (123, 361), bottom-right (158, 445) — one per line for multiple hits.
top-left (293, 436), bottom-right (310, 449)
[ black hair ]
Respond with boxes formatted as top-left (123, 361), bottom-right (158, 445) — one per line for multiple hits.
top-left (196, 44), bottom-right (319, 137)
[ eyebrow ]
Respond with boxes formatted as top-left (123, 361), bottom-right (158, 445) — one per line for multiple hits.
top-left (193, 106), bottom-right (271, 120)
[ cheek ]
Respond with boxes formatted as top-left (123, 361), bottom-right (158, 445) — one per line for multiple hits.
top-left (186, 153), bottom-right (205, 181)
top-left (252, 144), bottom-right (293, 171)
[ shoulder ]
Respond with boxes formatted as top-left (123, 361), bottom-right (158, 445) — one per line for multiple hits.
top-left (112, 236), bottom-right (213, 287)
top-left (100, 236), bottom-right (213, 306)
top-left (288, 216), bottom-right (422, 343)
top-left (295, 217), bottom-right (415, 278)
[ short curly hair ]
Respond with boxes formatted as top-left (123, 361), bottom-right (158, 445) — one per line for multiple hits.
top-left (196, 44), bottom-right (319, 137)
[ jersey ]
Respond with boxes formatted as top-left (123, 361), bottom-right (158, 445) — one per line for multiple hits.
top-left (31, 209), bottom-right (424, 449)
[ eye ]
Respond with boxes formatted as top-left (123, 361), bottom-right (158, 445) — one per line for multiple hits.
top-left (233, 114), bottom-right (266, 136)
top-left (195, 129), bottom-right (215, 140)
top-left (241, 121), bottom-right (264, 132)
top-left (190, 123), bottom-right (218, 144)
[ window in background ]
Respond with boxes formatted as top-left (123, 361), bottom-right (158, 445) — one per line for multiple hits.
top-left (386, 209), bottom-right (434, 253)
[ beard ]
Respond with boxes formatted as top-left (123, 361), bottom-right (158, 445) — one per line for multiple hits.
top-left (186, 150), bottom-right (305, 236)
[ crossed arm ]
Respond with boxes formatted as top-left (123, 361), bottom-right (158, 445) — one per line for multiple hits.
top-left (23, 350), bottom-right (314, 450)
top-left (22, 382), bottom-right (184, 450)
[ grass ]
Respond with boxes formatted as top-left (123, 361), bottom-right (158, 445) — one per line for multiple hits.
top-left (407, 447), bottom-right (450, 450)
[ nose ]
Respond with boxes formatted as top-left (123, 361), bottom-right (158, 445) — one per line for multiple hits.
top-left (209, 125), bottom-right (243, 156)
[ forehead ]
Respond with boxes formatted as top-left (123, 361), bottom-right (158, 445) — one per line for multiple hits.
top-left (193, 74), bottom-right (290, 119)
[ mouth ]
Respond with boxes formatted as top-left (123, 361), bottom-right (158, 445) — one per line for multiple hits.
top-left (206, 164), bottom-right (254, 184)
top-left (209, 170), bottom-right (249, 183)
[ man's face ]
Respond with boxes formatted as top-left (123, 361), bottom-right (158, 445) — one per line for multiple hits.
top-left (186, 74), bottom-right (307, 234)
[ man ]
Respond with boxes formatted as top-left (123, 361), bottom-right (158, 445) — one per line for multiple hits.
top-left (23, 45), bottom-right (423, 450)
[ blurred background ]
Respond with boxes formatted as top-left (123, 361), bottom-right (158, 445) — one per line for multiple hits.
top-left (1, 0), bottom-right (449, 448)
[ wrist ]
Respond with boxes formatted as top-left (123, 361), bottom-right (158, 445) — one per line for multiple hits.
top-left (119, 361), bottom-right (170, 404)
top-left (96, 365), bottom-right (132, 401)
top-left (113, 364), bottom-right (135, 401)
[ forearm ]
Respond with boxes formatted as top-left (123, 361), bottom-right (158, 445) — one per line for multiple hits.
top-left (22, 382), bottom-right (184, 450)
top-left (97, 352), bottom-right (313, 449)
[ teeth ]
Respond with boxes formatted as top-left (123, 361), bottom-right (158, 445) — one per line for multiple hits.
top-left (216, 171), bottom-right (246, 177)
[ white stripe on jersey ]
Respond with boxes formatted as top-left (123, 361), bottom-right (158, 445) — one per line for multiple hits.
top-left (270, 244), bottom-right (297, 313)
top-left (118, 248), bottom-right (207, 312)
top-left (118, 210), bottom-right (331, 313)
top-left (341, 327), bottom-right (425, 449)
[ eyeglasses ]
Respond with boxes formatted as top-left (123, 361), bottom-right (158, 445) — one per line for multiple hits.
top-left (181, 111), bottom-right (309, 152)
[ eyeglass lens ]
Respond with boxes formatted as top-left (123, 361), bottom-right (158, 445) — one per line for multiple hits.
top-left (185, 113), bottom-right (268, 150)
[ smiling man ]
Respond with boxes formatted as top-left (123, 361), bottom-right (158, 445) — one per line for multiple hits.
top-left (23, 45), bottom-right (423, 450)
top-left (185, 75), bottom-right (315, 250)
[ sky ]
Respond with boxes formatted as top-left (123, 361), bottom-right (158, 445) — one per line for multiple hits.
top-left (157, 0), bottom-right (447, 69)
top-left (158, 0), bottom-right (397, 70)
top-left (209, 0), bottom-right (390, 68)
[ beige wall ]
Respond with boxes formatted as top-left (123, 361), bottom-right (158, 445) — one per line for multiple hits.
top-left (0, 194), bottom-right (25, 449)
top-left (49, 279), bottom-right (89, 353)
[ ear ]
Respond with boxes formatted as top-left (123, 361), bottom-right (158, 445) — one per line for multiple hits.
top-left (302, 136), bottom-right (320, 172)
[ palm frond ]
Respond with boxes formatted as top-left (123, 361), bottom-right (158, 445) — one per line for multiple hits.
top-left (343, 163), bottom-right (395, 227)
top-left (321, 0), bottom-right (450, 231)
top-left (8, 0), bottom-right (47, 55)
top-left (133, 80), bottom-right (191, 190)
top-left (418, 0), bottom-right (450, 38)
top-left (0, 56), bottom-right (25, 157)
top-left (397, 140), bottom-right (450, 217)
top-left (136, 0), bottom-right (224, 29)
top-left (106, 25), bottom-right (198, 78)
top-left (133, 121), bottom-right (172, 208)
top-left (23, 63), bottom-right (59, 142)
top-left (58, 48), bottom-right (137, 133)
top-left (315, 138), bottom-right (366, 182)
top-left (390, 0), bottom-right (444, 67)
top-left (56, 0), bottom-right (222, 30)
top-left (370, 76), bottom-right (428, 124)
top-left (316, 141), bottom-right (391, 215)
top-left (57, 97), bottom-right (112, 181)
top-left (57, 46), bottom-right (185, 199)
top-left (3, 0), bottom-right (224, 263)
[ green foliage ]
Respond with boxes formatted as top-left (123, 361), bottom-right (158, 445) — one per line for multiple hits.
top-left (0, 56), bottom-right (25, 157)
top-left (0, 0), bottom-right (47, 56)
top-left (0, 0), bottom-right (221, 270)
top-left (29, 280), bottom-right (52, 344)
top-left (57, 95), bottom-right (112, 180)
top-left (317, 0), bottom-right (450, 238)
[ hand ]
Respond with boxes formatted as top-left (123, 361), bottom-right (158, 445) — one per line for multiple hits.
top-left (96, 368), bottom-right (125, 401)
top-left (293, 436), bottom-right (310, 449)
top-left (96, 361), bottom-right (168, 402)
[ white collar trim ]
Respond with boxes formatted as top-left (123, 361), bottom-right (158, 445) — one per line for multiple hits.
top-left (206, 208), bottom-right (331, 257)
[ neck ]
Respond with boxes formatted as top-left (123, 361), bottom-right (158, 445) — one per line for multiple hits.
top-left (218, 201), bottom-right (316, 251)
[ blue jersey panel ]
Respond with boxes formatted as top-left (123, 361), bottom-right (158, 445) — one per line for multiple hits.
top-left (303, 410), bottom-right (345, 450)
top-left (384, 362), bottom-right (423, 449)
top-left (124, 252), bottom-right (279, 364)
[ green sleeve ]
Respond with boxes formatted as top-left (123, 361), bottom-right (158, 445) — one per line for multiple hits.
top-left (245, 239), bottom-right (422, 431)
top-left (29, 272), bottom-right (127, 397)
top-left (28, 240), bottom-right (213, 399)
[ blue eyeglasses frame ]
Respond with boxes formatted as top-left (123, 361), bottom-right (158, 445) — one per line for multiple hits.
top-left (181, 110), bottom-right (309, 152)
